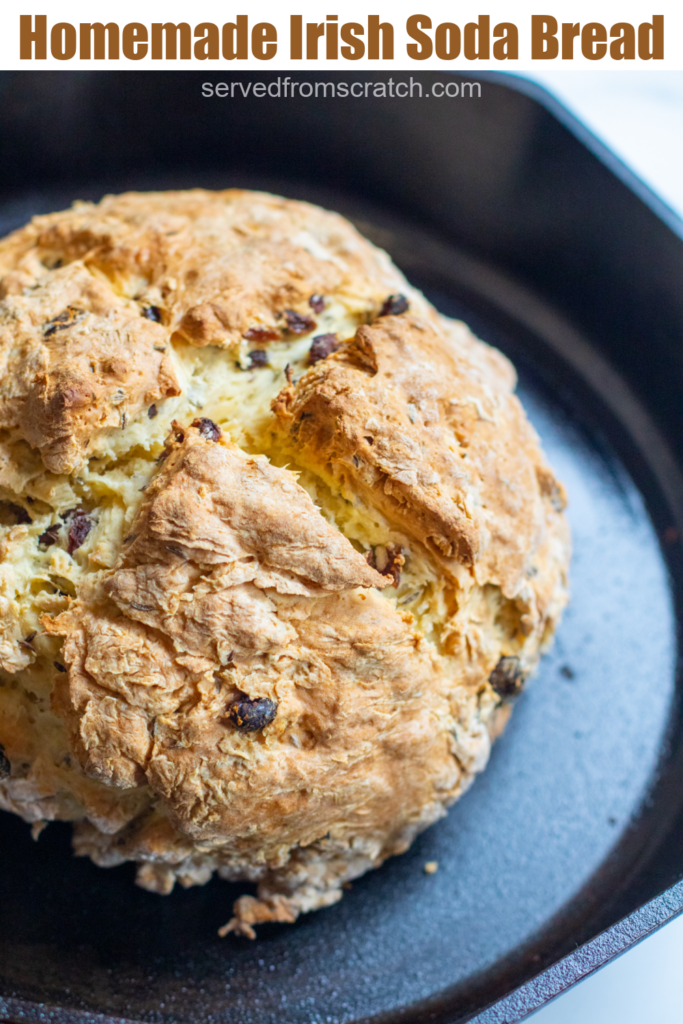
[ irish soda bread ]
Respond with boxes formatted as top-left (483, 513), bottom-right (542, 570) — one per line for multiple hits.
top-left (0, 190), bottom-right (570, 937)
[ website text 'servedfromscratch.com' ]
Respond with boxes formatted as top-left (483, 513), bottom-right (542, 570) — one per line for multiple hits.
top-left (202, 78), bottom-right (481, 99)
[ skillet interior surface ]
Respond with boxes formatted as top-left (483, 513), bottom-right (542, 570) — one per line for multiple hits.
top-left (0, 177), bottom-right (681, 1024)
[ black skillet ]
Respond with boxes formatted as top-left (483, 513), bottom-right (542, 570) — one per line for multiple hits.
top-left (1, 70), bottom-right (683, 1024)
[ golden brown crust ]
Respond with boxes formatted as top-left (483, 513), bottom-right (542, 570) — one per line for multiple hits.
top-left (273, 312), bottom-right (563, 599)
top-left (0, 190), bottom-right (422, 473)
top-left (0, 189), bottom-right (570, 938)
top-left (47, 424), bottom-right (463, 859)
top-left (0, 261), bottom-right (180, 473)
top-left (17, 190), bottom-right (398, 344)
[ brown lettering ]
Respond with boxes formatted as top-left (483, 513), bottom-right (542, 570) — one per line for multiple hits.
top-left (340, 22), bottom-right (364, 59)
top-left (222, 17), bottom-right (248, 60)
top-left (252, 23), bottom-right (277, 60)
top-left (194, 23), bottom-right (219, 60)
top-left (531, 15), bottom-right (558, 59)
top-left (610, 22), bottom-right (635, 60)
top-left (151, 22), bottom-right (191, 60)
top-left (326, 15), bottom-right (338, 59)
top-left (368, 15), bottom-right (393, 59)
top-left (80, 22), bottom-right (119, 59)
top-left (290, 15), bottom-right (303, 59)
top-left (406, 14), bottom-right (432, 60)
top-left (581, 22), bottom-right (607, 60)
top-left (51, 22), bottom-right (77, 60)
top-left (20, 14), bottom-right (47, 58)
top-left (306, 22), bottom-right (325, 58)
top-left (493, 22), bottom-right (518, 59)
top-left (561, 22), bottom-right (580, 58)
top-left (464, 15), bottom-right (490, 59)
top-left (122, 23), bottom-right (148, 60)
top-left (435, 23), bottom-right (460, 60)
top-left (638, 16), bottom-right (664, 59)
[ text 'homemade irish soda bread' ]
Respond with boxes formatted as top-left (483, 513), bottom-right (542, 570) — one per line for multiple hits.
top-left (0, 190), bottom-right (570, 937)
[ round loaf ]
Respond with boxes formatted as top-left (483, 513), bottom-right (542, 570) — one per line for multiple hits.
top-left (0, 190), bottom-right (569, 936)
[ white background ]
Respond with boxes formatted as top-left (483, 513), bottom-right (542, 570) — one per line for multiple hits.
top-left (521, 69), bottom-right (683, 1023)
top-left (3, 2), bottom-right (682, 70)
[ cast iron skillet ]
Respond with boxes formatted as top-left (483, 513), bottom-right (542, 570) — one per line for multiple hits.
top-left (1, 71), bottom-right (683, 1024)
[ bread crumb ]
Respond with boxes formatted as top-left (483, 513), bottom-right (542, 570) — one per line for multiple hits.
top-left (424, 861), bottom-right (438, 875)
